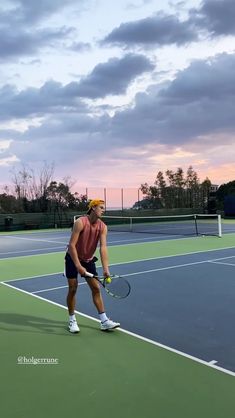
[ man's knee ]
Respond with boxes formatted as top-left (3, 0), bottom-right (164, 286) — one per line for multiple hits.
top-left (68, 283), bottom-right (78, 295)
top-left (91, 285), bottom-right (101, 296)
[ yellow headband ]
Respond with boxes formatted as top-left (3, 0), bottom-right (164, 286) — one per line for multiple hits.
top-left (88, 199), bottom-right (105, 209)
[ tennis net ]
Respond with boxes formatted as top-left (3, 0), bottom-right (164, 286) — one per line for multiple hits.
top-left (73, 213), bottom-right (222, 236)
top-left (100, 214), bottom-right (222, 237)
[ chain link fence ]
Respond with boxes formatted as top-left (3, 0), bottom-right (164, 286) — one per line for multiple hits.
top-left (75, 187), bottom-right (143, 210)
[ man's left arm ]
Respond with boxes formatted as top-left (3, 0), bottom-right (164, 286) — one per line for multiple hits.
top-left (99, 225), bottom-right (110, 277)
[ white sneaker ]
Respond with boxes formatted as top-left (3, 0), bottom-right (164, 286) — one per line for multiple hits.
top-left (100, 319), bottom-right (120, 331)
top-left (68, 320), bottom-right (80, 333)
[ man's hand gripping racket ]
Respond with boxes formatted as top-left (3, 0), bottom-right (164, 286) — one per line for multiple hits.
top-left (85, 272), bottom-right (131, 299)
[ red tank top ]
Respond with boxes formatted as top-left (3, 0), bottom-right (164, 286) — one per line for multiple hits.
top-left (75, 216), bottom-right (105, 262)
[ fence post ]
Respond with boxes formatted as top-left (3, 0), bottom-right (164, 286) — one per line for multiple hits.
top-left (104, 188), bottom-right (107, 211)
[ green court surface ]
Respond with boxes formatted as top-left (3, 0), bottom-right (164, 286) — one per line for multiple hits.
top-left (1, 233), bottom-right (235, 418)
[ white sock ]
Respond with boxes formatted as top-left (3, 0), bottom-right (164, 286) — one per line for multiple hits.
top-left (69, 314), bottom-right (76, 322)
top-left (99, 312), bottom-right (108, 323)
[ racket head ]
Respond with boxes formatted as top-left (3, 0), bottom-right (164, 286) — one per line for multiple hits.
top-left (102, 275), bottom-right (131, 299)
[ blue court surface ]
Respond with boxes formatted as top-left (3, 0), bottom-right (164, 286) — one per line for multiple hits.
top-left (1, 217), bottom-right (235, 258)
top-left (0, 230), bottom-right (171, 258)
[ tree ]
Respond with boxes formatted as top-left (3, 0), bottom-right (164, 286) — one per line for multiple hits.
top-left (138, 166), bottom-right (212, 211)
top-left (200, 178), bottom-right (212, 211)
top-left (1, 163), bottom-right (88, 218)
top-left (46, 181), bottom-right (88, 225)
top-left (216, 180), bottom-right (235, 212)
top-left (154, 171), bottom-right (166, 206)
top-left (185, 166), bottom-right (200, 208)
top-left (167, 168), bottom-right (185, 208)
top-left (139, 182), bottom-right (162, 209)
top-left (0, 193), bottom-right (23, 213)
top-left (216, 180), bottom-right (235, 202)
top-left (10, 162), bottom-right (54, 211)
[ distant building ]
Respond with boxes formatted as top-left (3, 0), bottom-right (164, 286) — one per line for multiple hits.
top-left (210, 184), bottom-right (219, 193)
top-left (207, 185), bottom-right (219, 214)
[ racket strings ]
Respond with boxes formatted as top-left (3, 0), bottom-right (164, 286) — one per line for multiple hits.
top-left (105, 276), bottom-right (130, 298)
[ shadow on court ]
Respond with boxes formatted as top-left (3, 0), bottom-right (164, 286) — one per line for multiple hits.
top-left (0, 313), bottom-right (69, 334)
top-left (0, 313), bottom-right (107, 335)
top-left (0, 313), bottom-right (66, 333)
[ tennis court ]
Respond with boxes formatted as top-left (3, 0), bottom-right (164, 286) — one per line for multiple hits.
top-left (1, 218), bottom-right (235, 418)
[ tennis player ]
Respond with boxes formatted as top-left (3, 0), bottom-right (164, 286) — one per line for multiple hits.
top-left (64, 199), bottom-right (120, 333)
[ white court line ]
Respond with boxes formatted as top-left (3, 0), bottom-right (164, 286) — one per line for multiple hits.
top-left (121, 261), bottom-right (210, 276)
top-left (1, 271), bottom-right (63, 282)
top-left (3, 252), bottom-right (235, 284)
top-left (33, 285), bottom-right (68, 293)
top-left (207, 255), bottom-right (235, 261)
top-left (209, 261), bottom-right (235, 267)
top-left (108, 235), bottom-right (185, 244)
top-left (0, 237), bottom-right (172, 256)
top-left (32, 282), bottom-right (87, 294)
top-left (1, 281), bottom-right (234, 378)
top-left (23, 256), bottom-right (235, 293)
top-left (0, 259), bottom-right (209, 284)
top-left (0, 234), bottom-right (193, 259)
top-left (2, 242), bottom-right (235, 264)
top-left (0, 246), bottom-right (65, 256)
top-left (5, 255), bottom-right (235, 293)
top-left (25, 260), bottom-right (211, 294)
top-left (5, 235), bottom-right (67, 245)
top-left (2, 232), bottom-right (175, 245)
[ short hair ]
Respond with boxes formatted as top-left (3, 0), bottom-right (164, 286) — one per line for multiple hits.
top-left (87, 199), bottom-right (105, 214)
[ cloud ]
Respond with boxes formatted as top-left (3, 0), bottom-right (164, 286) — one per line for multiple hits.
top-left (101, 1), bottom-right (235, 51)
top-left (74, 53), bottom-right (155, 98)
top-left (189, 0), bottom-right (235, 37)
top-left (0, 0), bottom-right (84, 60)
top-left (0, 26), bottom-right (73, 61)
top-left (0, 54), bottom-right (154, 120)
top-left (101, 13), bottom-right (198, 48)
top-left (0, 81), bottom-right (89, 121)
top-left (69, 42), bottom-right (92, 52)
top-left (2, 51), bottom-right (235, 181)
top-left (110, 52), bottom-right (235, 145)
top-left (0, 0), bottom-right (79, 25)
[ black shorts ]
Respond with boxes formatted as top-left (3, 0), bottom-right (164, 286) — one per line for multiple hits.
top-left (64, 253), bottom-right (98, 279)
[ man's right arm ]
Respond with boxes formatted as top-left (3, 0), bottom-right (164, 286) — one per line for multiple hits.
top-left (68, 219), bottom-right (87, 276)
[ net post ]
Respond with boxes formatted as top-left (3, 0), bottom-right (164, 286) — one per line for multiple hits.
top-left (130, 217), bottom-right (133, 232)
top-left (218, 214), bottom-right (222, 237)
top-left (194, 214), bottom-right (198, 235)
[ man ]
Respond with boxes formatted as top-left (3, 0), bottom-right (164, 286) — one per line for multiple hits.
top-left (64, 199), bottom-right (120, 333)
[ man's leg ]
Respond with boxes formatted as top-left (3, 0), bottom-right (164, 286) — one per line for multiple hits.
top-left (67, 278), bottom-right (80, 333)
top-left (86, 278), bottom-right (120, 331)
top-left (67, 278), bottom-right (78, 314)
top-left (86, 277), bottom-right (105, 313)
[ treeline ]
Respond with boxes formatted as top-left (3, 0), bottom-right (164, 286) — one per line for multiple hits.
top-left (0, 163), bottom-right (88, 214)
top-left (136, 166), bottom-right (212, 210)
top-left (1, 163), bottom-right (235, 215)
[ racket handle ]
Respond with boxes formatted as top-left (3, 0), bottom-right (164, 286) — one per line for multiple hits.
top-left (84, 272), bottom-right (94, 278)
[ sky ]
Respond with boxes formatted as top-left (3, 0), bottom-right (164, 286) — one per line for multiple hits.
top-left (0, 0), bottom-right (235, 195)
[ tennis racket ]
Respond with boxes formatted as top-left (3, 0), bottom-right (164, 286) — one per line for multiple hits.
top-left (85, 272), bottom-right (131, 299)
